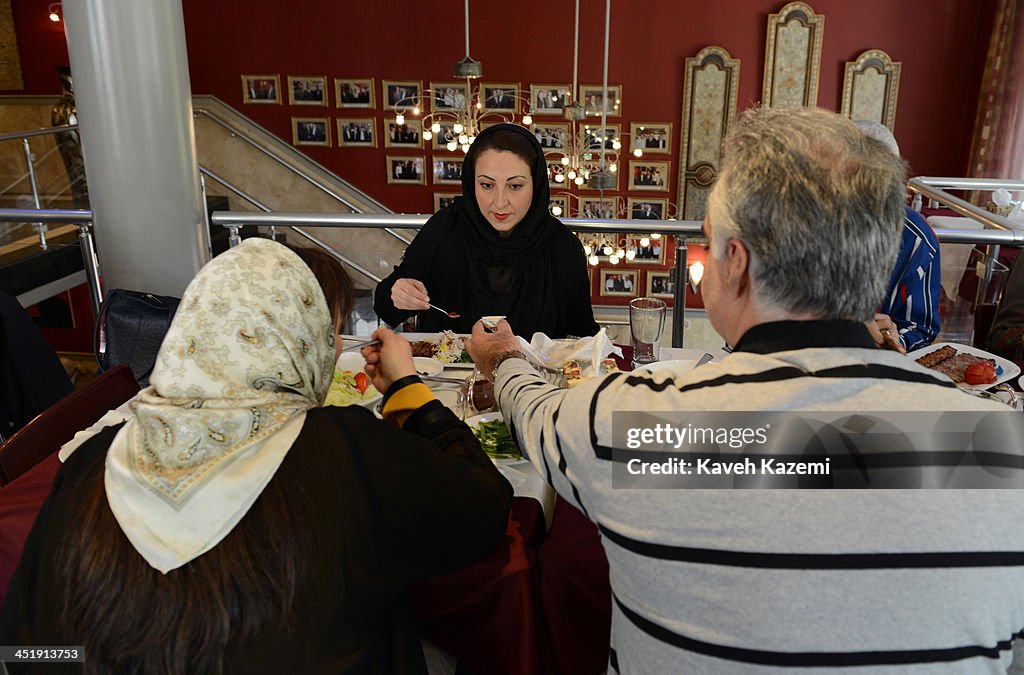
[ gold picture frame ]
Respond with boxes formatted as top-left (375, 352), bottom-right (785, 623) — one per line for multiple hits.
top-left (288, 75), bottom-right (327, 106)
top-left (291, 117), bottom-right (330, 146)
top-left (599, 268), bottom-right (640, 297)
top-left (335, 78), bottom-right (375, 108)
top-left (382, 79), bottom-right (421, 108)
top-left (432, 157), bottom-right (464, 185)
top-left (337, 118), bottom-right (376, 148)
top-left (434, 192), bottom-right (460, 211)
top-left (384, 119), bottom-right (423, 148)
top-left (530, 83), bottom-right (572, 115)
top-left (579, 84), bottom-right (622, 117)
top-left (628, 160), bottom-right (670, 192)
top-left (481, 82), bottom-right (520, 113)
top-left (241, 74), bottom-right (280, 104)
top-left (630, 122), bottom-right (671, 154)
top-left (386, 156), bottom-right (426, 185)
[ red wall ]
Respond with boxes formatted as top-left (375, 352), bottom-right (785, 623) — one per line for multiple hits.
top-left (6, 0), bottom-right (994, 214)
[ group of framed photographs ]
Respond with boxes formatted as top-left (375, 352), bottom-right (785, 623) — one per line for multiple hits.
top-left (595, 268), bottom-right (677, 299)
top-left (386, 156), bottom-right (466, 186)
top-left (242, 74), bottom-right (627, 118)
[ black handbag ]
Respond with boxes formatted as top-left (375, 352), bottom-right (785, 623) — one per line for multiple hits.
top-left (94, 289), bottom-right (180, 387)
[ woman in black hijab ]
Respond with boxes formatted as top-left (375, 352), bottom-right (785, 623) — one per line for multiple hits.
top-left (374, 123), bottom-right (598, 339)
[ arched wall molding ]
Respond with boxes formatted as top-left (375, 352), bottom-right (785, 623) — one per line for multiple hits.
top-left (841, 48), bottom-right (902, 130)
top-left (762, 1), bottom-right (824, 109)
top-left (677, 46), bottom-right (739, 221)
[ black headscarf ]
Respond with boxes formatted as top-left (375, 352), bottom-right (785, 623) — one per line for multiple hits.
top-left (456, 123), bottom-right (556, 268)
top-left (445, 123), bottom-right (574, 336)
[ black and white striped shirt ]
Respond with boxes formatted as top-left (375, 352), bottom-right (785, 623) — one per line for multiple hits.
top-left (496, 321), bottom-right (1024, 673)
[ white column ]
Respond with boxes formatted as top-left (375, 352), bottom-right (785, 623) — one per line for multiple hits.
top-left (63, 0), bottom-right (210, 297)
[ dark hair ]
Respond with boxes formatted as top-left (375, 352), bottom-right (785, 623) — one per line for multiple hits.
top-left (287, 244), bottom-right (355, 328)
top-left (465, 127), bottom-right (538, 174)
top-left (57, 454), bottom-right (311, 674)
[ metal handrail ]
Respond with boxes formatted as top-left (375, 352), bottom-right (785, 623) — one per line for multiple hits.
top-left (0, 208), bottom-right (101, 316)
top-left (0, 124), bottom-right (77, 142)
top-left (192, 105), bottom-right (413, 246)
top-left (199, 168), bottom-right (379, 284)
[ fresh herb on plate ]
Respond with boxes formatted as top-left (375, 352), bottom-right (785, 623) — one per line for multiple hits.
top-left (472, 419), bottom-right (521, 460)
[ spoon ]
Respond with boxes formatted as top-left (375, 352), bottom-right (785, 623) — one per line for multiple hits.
top-left (428, 303), bottom-right (461, 319)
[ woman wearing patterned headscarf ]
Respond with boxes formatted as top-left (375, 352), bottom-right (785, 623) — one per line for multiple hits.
top-left (375, 123), bottom-right (599, 339)
top-left (1, 238), bottom-right (510, 674)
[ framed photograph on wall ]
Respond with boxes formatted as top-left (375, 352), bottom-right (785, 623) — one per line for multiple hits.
top-left (431, 82), bottom-right (468, 111)
top-left (583, 123), bottom-right (620, 150)
top-left (434, 192), bottom-right (460, 211)
top-left (430, 122), bottom-right (457, 151)
top-left (241, 74), bottom-right (280, 104)
top-left (482, 82), bottom-right (519, 112)
top-left (288, 76), bottom-right (327, 106)
top-left (630, 122), bottom-right (671, 154)
top-left (579, 84), bottom-right (621, 117)
top-left (382, 79), bottom-right (421, 108)
top-left (549, 194), bottom-right (570, 217)
top-left (579, 168), bottom-right (618, 191)
top-left (432, 157), bottom-right (464, 184)
top-left (646, 269), bottom-right (676, 298)
top-left (545, 160), bottom-right (563, 187)
top-left (599, 269), bottom-right (639, 297)
top-left (532, 122), bottom-right (569, 150)
top-left (386, 156), bottom-right (426, 185)
top-left (530, 83), bottom-right (571, 115)
top-left (337, 118), bottom-right (376, 147)
top-left (291, 117), bottom-right (330, 146)
top-left (628, 197), bottom-right (668, 220)
top-left (628, 160), bottom-right (669, 191)
top-left (626, 235), bottom-right (666, 264)
top-left (335, 78), bottom-right (374, 108)
top-left (385, 119), bottom-right (423, 148)
top-left (579, 196), bottom-right (619, 219)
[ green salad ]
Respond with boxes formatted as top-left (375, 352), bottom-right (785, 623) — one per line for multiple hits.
top-left (472, 419), bottom-right (522, 460)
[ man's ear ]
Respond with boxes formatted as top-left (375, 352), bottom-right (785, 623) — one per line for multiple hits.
top-left (725, 238), bottom-right (751, 297)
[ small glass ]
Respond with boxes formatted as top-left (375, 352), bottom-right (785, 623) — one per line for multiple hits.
top-left (457, 367), bottom-right (496, 420)
top-left (629, 297), bottom-right (667, 367)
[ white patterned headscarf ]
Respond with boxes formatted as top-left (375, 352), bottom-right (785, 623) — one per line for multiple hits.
top-left (105, 238), bottom-right (335, 573)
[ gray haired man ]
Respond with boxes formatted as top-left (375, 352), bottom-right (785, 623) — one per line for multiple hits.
top-left (467, 107), bottom-right (1024, 673)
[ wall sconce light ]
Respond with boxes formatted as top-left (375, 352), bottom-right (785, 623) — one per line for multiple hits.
top-left (688, 261), bottom-right (704, 293)
top-left (48, 3), bottom-right (61, 22)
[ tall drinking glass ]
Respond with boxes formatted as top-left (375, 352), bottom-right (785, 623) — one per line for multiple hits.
top-left (629, 297), bottom-right (667, 368)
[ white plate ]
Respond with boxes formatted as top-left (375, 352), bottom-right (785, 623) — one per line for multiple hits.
top-left (632, 359), bottom-right (697, 376)
top-left (403, 332), bottom-right (476, 369)
top-left (413, 357), bottom-right (444, 377)
top-left (910, 342), bottom-right (1021, 392)
top-left (330, 352), bottom-right (382, 409)
top-left (465, 412), bottom-right (527, 464)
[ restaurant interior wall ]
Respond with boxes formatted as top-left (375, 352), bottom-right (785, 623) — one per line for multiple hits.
top-left (1, 0), bottom-right (997, 319)
top-left (5, 0), bottom-right (995, 211)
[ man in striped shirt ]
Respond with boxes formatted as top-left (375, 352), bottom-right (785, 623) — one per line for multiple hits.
top-left (468, 107), bottom-right (1024, 673)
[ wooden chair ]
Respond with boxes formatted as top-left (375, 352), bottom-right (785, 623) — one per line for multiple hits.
top-left (0, 364), bottom-right (139, 486)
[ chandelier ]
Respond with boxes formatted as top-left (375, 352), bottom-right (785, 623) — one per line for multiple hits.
top-left (389, 0), bottom-right (535, 153)
top-left (544, 0), bottom-right (640, 191)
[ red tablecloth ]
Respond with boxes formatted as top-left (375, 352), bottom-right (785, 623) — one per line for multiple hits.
top-left (413, 496), bottom-right (545, 675)
top-left (0, 452), bottom-right (61, 604)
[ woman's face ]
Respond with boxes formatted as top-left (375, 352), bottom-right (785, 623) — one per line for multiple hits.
top-left (473, 149), bottom-right (534, 232)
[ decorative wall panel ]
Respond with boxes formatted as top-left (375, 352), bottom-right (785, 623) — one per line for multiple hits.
top-left (677, 46), bottom-right (739, 221)
top-left (762, 2), bottom-right (823, 109)
top-left (841, 49), bottom-right (901, 129)
top-left (0, 0), bottom-right (23, 90)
